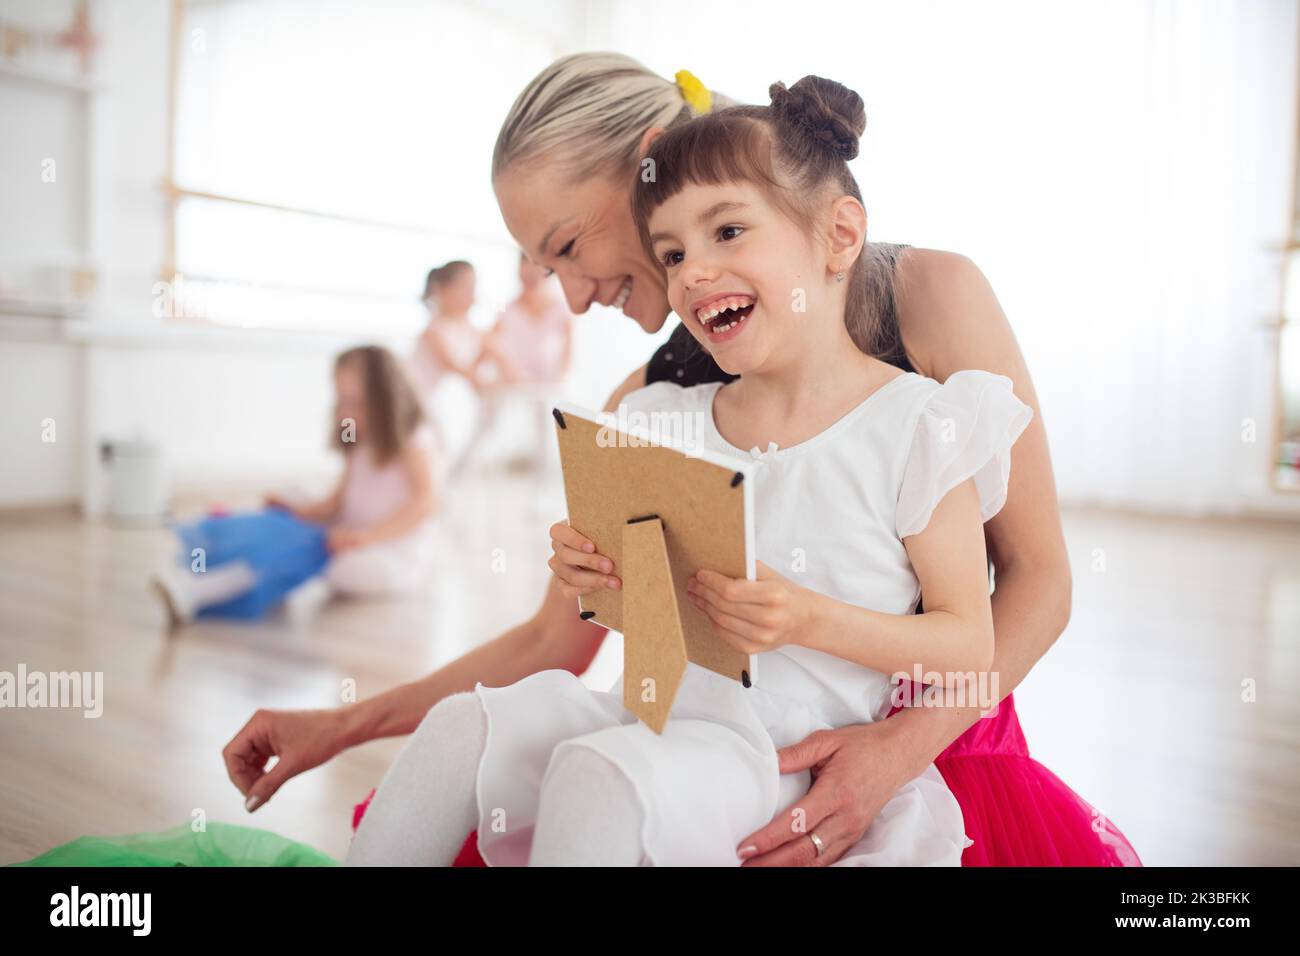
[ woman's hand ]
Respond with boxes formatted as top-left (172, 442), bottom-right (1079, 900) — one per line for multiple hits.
top-left (327, 527), bottom-right (371, 554)
top-left (686, 561), bottom-right (816, 653)
top-left (222, 708), bottom-right (351, 812)
top-left (547, 521), bottom-right (621, 598)
top-left (737, 719), bottom-right (912, 866)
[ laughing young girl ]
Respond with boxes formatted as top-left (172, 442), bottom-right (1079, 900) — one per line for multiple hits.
top-left (347, 76), bottom-right (1035, 866)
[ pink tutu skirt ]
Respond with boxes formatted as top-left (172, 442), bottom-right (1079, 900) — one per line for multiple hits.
top-left (917, 693), bottom-right (1142, 866)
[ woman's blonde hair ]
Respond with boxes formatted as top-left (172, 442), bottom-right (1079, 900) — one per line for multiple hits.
top-left (492, 52), bottom-right (733, 183)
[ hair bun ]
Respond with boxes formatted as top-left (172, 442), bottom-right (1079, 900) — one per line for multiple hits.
top-left (768, 76), bottom-right (866, 161)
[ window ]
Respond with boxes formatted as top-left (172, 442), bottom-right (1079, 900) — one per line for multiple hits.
top-left (168, 0), bottom-right (564, 332)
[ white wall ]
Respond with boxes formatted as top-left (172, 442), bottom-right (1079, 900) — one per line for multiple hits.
top-left (0, 0), bottom-right (88, 285)
top-left (0, 0), bottom-right (98, 508)
top-left (0, 330), bottom-right (82, 506)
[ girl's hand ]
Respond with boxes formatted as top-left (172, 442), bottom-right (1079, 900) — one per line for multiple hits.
top-left (264, 493), bottom-right (293, 513)
top-left (327, 527), bottom-right (371, 553)
top-left (687, 561), bottom-right (816, 653)
top-left (547, 520), bottom-right (621, 598)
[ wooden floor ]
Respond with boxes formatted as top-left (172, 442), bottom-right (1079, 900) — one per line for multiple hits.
top-left (0, 480), bottom-right (1296, 866)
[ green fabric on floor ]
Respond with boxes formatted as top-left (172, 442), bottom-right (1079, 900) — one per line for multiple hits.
top-left (11, 822), bottom-right (339, 867)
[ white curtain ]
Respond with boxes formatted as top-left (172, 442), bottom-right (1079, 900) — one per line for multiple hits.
top-left (597, 0), bottom-right (1298, 514)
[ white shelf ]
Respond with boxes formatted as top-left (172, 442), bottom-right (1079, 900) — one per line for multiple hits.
top-left (0, 58), bottom-right (100, 94)
top-left (0, 296), bottom-right (89, 319)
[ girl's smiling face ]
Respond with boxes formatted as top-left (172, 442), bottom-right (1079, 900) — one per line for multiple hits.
top-left (647, 180), bottom-right (834, 376)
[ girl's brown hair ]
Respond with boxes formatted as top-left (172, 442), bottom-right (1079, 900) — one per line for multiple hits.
top-left (333, 345), bottom-right (425, 466)
top-left (422, 260), bottom-right (473, 303)
top-left (632, 76), bottom-right (901, 358)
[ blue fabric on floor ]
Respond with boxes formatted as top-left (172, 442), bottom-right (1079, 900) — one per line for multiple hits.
top-left (173, 508), bottom-right (329, 619)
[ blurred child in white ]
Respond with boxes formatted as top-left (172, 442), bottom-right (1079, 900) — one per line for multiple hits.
top-left (457, 251), bottom-right (574, 475)
top-left (478, 251), bottom-right (572, 387)
top-left (408, 260), bottom-right (486, 411)
top-left (153, 345), bottom-right (439, 624)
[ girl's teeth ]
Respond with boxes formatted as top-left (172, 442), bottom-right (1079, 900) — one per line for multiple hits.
top-left (697, 297), bottom-right (753, 323)
top-left (710, 311), bottom-right (749, 333)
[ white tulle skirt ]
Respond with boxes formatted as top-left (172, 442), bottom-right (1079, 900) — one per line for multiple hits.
top-left (471, 659), bottom-right (968, 866)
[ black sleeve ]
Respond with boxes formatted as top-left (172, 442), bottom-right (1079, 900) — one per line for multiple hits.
top-left (644, 321), bottom-right (740, 388)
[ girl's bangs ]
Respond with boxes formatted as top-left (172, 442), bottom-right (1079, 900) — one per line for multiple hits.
top-left (632, 111), bottom-right (782, 254)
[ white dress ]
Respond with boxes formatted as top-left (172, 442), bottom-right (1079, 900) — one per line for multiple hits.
top-left (325, 424), bottom-right (439, 598)
top-left (473, 369), bottom-right (1033, 866)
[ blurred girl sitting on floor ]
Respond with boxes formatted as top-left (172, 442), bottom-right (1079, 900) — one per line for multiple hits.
top-left (152, 346), bottom-right (439, 626)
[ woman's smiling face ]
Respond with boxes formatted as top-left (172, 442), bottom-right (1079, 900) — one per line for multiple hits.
top-left (647, 180), bottom-right (828, 376)
top-left (494, 163), bottom-right (671, 333)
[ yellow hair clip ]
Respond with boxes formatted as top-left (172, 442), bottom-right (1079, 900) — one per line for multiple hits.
top-left (675, 69), bottom-right (713, 115)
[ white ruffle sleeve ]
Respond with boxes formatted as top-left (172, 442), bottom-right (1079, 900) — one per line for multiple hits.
top-left (895, 370), bottom-right (1033, 539)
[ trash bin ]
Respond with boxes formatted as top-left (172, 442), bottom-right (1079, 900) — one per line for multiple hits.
top-left (100, 438), bottom-right (168, 525)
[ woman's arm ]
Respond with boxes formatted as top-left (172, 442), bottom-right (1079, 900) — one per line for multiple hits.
top-left (738, 250), bottom-right (1072, 866)
top-left (224, 362), bottom-right (652, 810)
top-left (225, 578), bottom-right (610, 810)
top-left (336, 578), bottom-right (607, 746)
top-left (874, 249), bottom-right (1072, 757)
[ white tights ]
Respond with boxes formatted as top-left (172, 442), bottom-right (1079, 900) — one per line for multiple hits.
top-left (345, 692), bottom-right (646, 866)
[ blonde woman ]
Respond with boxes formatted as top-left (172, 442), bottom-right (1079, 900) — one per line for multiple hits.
top-left (226, 53), bottom-right (1137, 867)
